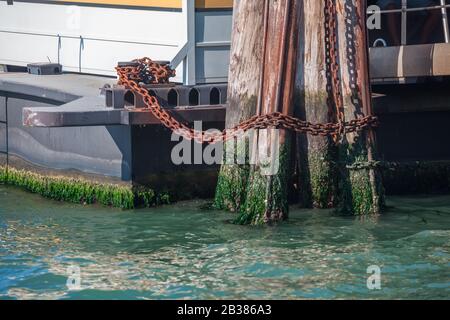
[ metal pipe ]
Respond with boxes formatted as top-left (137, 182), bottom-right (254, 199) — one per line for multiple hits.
top-left (401, 0), bottom-right (408, 45)
top-left (196, 41), bottom-right (231, 48)
top-left (0, 29), bottom-right (178, 48)
top-left (57, 34), bottom-right (61, 65)
top-left (441, 0), bottom-right (450, 43)
top-left (78, 36), bottom-right (84, 73)
top-left (182, 0), bottom-right (196, 85)
top-left (370, 4), bottom-right (450, 14)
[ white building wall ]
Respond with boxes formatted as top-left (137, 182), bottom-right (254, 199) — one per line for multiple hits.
top-left (0, 2), bottom-right (185, 81)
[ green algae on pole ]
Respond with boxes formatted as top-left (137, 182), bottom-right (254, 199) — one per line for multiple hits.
top-left (214, 0), bottom-right (265, 212)
top-left (237, 144), bottom-right (291, 225)
top-left (237, 0), bottom-right (302, 225)
top-left (335, 0), bottom-right (385, 215)
top-left (296, 0), bottom-right (338, 209)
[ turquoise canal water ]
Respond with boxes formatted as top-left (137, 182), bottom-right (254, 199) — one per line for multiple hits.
top-left (0, 185), bottom-right (449, 300)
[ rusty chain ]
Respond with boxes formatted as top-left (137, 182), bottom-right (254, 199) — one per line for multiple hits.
top-left (115, 1), bottom-right (377, 145)
top-left (325, 0), bottom-right (347, 142)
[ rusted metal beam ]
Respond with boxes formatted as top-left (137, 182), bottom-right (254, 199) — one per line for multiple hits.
top-left (23, 96), bottom-right (226, 128)
top-left (122, 105), bottom-right (226, 126)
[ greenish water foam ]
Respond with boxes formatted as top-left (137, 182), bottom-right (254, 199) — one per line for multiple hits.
top-left (0, 185), bottom-right (449, 299)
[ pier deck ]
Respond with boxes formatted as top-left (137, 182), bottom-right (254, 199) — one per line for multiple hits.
top-left (0, 73), bottom-right (226, 127)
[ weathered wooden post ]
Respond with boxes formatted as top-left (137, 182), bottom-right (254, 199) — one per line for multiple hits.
top-left (335, 0), bottom-right (385, 214)
top-left (214, 0), bottom-right (265, 212)
top-left (236, 0), bottom-right (302, 224)
top-left (296, 0), bottom-right (337, 208)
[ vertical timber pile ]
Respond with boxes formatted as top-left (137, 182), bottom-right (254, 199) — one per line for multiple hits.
top-left (214, 0), bottom-right (265, 212)
top-left (215, 0), bottom-right (384, 222)
top-left (296, 0), bottom-right (337, 208)
top-left (236, 0), bottom-right (302, 224)
top-left (335, 0), bottom-right (385, 214)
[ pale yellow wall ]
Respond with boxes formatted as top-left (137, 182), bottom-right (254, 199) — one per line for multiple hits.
top-left (52, 0), bottom-right (233, 9)
top-left (56, 0), bottom-right (182, 8)
top-left (195, 0), bottom-right (233, 9)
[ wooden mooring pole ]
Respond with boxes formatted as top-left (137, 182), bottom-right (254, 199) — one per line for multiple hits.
top-left (296, 0), bottom-right (338, 209)
top-left (335, 0), bottom-right (385, 214)
top-left (214, 0), bottom-right (265, 212)
top-left (215, 0), bottom-right (302, 224)
top-left (216, 0), bottom-right (384, 223)
top-left (236, 0), bottom-right (301, 224)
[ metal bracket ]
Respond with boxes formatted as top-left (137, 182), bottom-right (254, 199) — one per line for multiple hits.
top-left (105, 85), bottom-right (126, 109)
top-left (103, 83), bottom-right (227, 110)
top-left (27, 63), bottom-right (62, 75)
top-left (117, 61), bottom-right (139, 68)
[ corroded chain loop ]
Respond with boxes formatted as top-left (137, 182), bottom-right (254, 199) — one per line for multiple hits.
top-left (118, 57), bottom-right (175, 85)
top-left (116, 19), bottom-right (377, 145)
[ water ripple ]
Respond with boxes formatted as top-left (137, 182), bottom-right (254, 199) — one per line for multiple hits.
top-left (0, 187), bottom-right (449, 299)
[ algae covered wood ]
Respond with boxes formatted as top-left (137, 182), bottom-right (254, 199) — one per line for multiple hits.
top-left (296, 0), bottom-right (337, 208)
top-left (214, 0), bottom-right (265, 212)
top-left (335, 0), bottom-right (385, 214)
top-left (236, 0), bottom-right (302, 224)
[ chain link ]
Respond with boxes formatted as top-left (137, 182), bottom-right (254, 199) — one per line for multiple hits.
top-left (325, 0), bottom-right (347, 142)
top-left (115, 1), bottom-right (377, 145)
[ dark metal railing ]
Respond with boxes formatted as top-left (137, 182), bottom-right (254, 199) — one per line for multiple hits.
top-left (370, 0), bottom-right (450, 45)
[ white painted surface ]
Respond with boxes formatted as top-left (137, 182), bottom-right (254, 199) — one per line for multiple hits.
top-left (182, 0), bottom-right (196, 85)
top-left (0, 2), bottom-right (185, 81)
